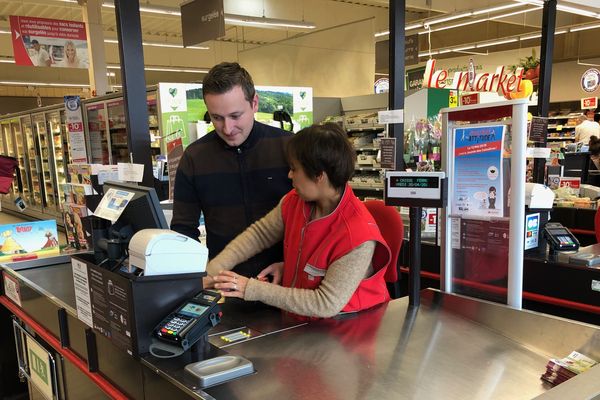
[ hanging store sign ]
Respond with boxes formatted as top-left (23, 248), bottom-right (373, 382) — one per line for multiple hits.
top-left (422, 59), bottom-right (524, 97)
top-left (405, 35), bottom-right (419, 66)
top-left (581, 68), bottom-right (600, 93)
top-left (181, 0), bottom-right (225, 46)
top-left (460, 93), bottom-right (480, 106)
top-left (581, 97), bottom-right (598, 110)
top-left (9, 15), bottom-right (88, 68)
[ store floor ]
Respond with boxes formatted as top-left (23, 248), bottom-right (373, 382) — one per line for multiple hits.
top-left (0, 210), bottom-right (67, 245)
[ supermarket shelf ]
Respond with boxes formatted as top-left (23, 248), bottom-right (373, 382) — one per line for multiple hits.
top-left (355, 166), bottom-right (382, 171)
top-left (350, 183), bottom-right (384, 191)
top-left (347, 126), bottom-right (385, 133)
top-left (547, 137), bottom-right (575, 140)
top-left (354, 146), bottom-right (379, 151)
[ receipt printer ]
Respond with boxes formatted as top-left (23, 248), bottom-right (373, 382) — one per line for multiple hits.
top-left (129, 229), bottom-right (208, 276)
top-left (525, 183), bottom-right (555, 209)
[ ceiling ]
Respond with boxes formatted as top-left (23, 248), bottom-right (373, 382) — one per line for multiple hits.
top-left (0, 0), bottom-right (599, 97)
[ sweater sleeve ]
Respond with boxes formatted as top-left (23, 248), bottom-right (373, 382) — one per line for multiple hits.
top-left (244, 241), bottom-right (376, 318)
top-left (170, 150), bottom-right (202, 241)
top-left (206, 199), bottom-right (285, 276)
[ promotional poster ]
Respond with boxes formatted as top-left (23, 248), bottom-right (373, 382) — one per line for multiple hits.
top-left (452, 124), bottom-right (506, 218)
top-left (0, 220), bottom-right (60, 262)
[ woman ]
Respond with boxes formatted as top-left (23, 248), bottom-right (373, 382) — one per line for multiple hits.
top-left (209, 123), bottom-right (391, 318)
top-left (61, 41), bottom-right (83, 68)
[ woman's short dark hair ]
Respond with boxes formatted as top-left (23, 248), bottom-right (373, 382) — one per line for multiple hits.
top-left (287, 123), bottom-right (355, 191)
top-left (202, 62), bottom-right (255, 103)
top-left (590, 135), bottom-right (600, 156)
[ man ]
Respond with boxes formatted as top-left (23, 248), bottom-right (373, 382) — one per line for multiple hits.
top-left (575, 109), bottom-right (600, 145)
top-left (171, 62), bottom-right (293, 278)
top-left (30, 40), bottom-right (51, 67)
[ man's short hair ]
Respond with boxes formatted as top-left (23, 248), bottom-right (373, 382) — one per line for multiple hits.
top-left (31, 39), bottom-right (39, 45)
top-left (202, 62), bottom-right (255, 103)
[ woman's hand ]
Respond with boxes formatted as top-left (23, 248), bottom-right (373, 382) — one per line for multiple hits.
top-left (202, 275), bottom-right (215, 289)
top-left (213, 271), bottom-right (248, 299)
top-left (257, 262), bottom-right (284, 285)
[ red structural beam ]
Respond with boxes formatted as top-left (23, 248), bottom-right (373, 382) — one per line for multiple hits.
top-left (0, 295), bottom-right (128, 400)
top-left (399, 267), bottom-right (600, 315)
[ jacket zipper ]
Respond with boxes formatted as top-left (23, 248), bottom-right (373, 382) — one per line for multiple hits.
top-left (237, 147), bottom-right (252, 225)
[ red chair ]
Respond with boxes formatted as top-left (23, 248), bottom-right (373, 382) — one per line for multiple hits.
top-left (364, 200), bottom-right (404, 298)
top-left (595, 207), bottom-right (600, 243)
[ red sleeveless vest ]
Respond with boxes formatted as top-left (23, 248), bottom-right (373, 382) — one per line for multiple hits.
top-left (280, 184), bottom-right (391, 313)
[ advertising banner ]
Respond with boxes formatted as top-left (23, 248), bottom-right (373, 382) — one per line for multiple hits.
top-left (64, 96), bottom-right (88, 163)
top-left (452, 124), bottom-right (506, 218)
top-left (9, 15), bottom-right (88, 68)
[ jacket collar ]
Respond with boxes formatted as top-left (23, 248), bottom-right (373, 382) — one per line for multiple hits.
top-left (218, 120), bottom-right (262, 152)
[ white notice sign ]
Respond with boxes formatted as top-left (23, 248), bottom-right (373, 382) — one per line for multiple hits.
top-left (26, 335), bottom-right (54, 400)
top-left (378, 109), bottom-right (404, 124)
top-left (2, 271), bottom-right (21, 307)
top-left (117, 163), bottom-right (145, 183)
top-left (72, 258), bottom-right (93, 328)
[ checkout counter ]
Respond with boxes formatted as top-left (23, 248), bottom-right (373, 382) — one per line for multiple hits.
top-left (2, 255), bottom-right (600, 399)
top-left (1, 178), bottom-right (600, 399)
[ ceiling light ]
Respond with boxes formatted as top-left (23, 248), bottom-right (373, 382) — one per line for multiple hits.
top-left (476, 38), bottom-right (518, 47)
top-left (373, 23), bottom-right (423, 37)
top-left (104, 38), bottom-right (208, 50)
top-left (418, 18), bottom-right (486, 34)
top-left (570, 23), bottom-right (600, 32)
top-left (0, 58), bottom-right (15, 63)
top-left (107, 64), bottom-right (208, 74)
top-left (451, 45), bottom-right (477, 52)
top-left (520, 32), bottom-right (542, 40)
top-left (224, 15), bottom-right (315, 29)
top-left (418, 50), bottom-right (439, 57)
top-left (0, 29), bottom-right (10, 34)
top-left (556, 4), bottom-right (599, 18)
top-left (489, 6), bottom-right (542, 19)
top-left (0, 81), bottom-right (89, 88)
top-left (554, 29), bottom-right (567, 35)
top-left (473, 3), bottom-right (525, 15)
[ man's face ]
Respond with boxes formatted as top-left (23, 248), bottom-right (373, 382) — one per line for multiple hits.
top-left (32, 42), bottom-right (40, 51)
top-left (204, 85), bottom-right (258, 147)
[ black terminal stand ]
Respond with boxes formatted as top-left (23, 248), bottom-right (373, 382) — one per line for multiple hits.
top-left (408, 207), bottom-right (422, 307)
top-left (384, 172), bottom-right (448, 308)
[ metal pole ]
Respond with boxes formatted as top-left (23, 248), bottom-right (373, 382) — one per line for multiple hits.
top-left (532, 0), bottom-right (557, 184)
top-left (507, 102), bottom-right (528, 309)
top-left (113, 0), bottom-right (154, 187)
top-left (388, 0), bottom-right (405, 171)
top-left (409, 206), bottom-right (421, 306)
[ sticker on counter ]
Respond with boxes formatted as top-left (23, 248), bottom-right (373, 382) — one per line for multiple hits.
top-left (451, 217), bottom-right (461, 249)
top-left (2, 271), bottom-right (21, 307)
top-left (525, 213), bottom-right (540, 250)
top-left (72, 258), bottom-right (93, 328)
top-left (592, 280), bottom-right (600, 293)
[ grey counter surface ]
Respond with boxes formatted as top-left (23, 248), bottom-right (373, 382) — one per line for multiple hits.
top-left (3, 257), bottom-right (600, 400)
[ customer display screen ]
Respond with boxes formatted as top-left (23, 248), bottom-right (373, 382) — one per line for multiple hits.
top-left (390, 176), bottom-right (439, 189)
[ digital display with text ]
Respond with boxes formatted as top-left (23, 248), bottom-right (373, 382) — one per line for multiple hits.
top-left (390, 176), bottom-right (439, 189)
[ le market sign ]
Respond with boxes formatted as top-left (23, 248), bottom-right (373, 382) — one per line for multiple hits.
top-left (422, 59), bottom-right (525, 96)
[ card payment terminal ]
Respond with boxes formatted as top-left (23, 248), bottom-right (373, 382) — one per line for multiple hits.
top-left (543, 222), bottom-right (579, 252)
top-left (153, 290), bottom-right (221, 351)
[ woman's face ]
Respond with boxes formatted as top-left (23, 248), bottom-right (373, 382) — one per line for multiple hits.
top-left (65, 45), bottom-right (76, 61)
top-left (288, 158), bottom-right (320, 202)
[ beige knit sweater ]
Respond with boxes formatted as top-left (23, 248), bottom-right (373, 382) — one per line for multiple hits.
top-left (207, 199), bottom-right (376, 318)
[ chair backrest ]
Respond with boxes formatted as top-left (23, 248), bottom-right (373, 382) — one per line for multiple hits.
top-left (363, 200), bottom-right (404, 283)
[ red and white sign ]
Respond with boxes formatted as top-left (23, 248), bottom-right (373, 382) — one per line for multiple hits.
top-left (581, 97), bottom-right (598, 110)
top-left (9, 15), bottom-right (88, 68)
top-left (423, 59), bottom-right (524, 97)
top-left (64, 96), bottom-right (88, 163)
top-left (559, 177), bottom-right (581, 196)
top-left (460, 93), bottom-right (480, 106)
top-left (3, 271), bottom-right (22, 307)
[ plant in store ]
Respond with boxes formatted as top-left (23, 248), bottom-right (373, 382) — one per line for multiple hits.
top-left (510, 49), bottom-right (540, 84)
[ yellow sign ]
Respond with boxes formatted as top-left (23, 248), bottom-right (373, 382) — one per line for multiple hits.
top-left (449, 90), bottom-right (458, 108)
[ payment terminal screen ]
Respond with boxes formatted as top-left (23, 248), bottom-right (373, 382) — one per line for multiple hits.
top-left (180, 303), bottom-right (208, 317)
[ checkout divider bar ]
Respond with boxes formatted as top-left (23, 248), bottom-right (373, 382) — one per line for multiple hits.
top-left (0, 295), bottom-right (129, 400)
top-left (399, 267), bottom-right (600, 315)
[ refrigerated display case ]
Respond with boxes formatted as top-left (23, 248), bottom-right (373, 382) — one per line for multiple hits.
top-left (31, 112), bottom-right (60, 214)
top-left (82, 91), bottom-right (163, 165)
top-left (22, 114), bottom-right (44, 208)
top-left (45, 109), bottom-right (71, 208)
top-left (1, 119), bottom-right (19, 199)
top-left (85, 102), bottom-right (110, 164)
top-left (11, 117), bottom-right (37, 210)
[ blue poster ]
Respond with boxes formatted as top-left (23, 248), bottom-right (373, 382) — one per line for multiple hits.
top-left (452, 125), bottom-right (506, 218)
